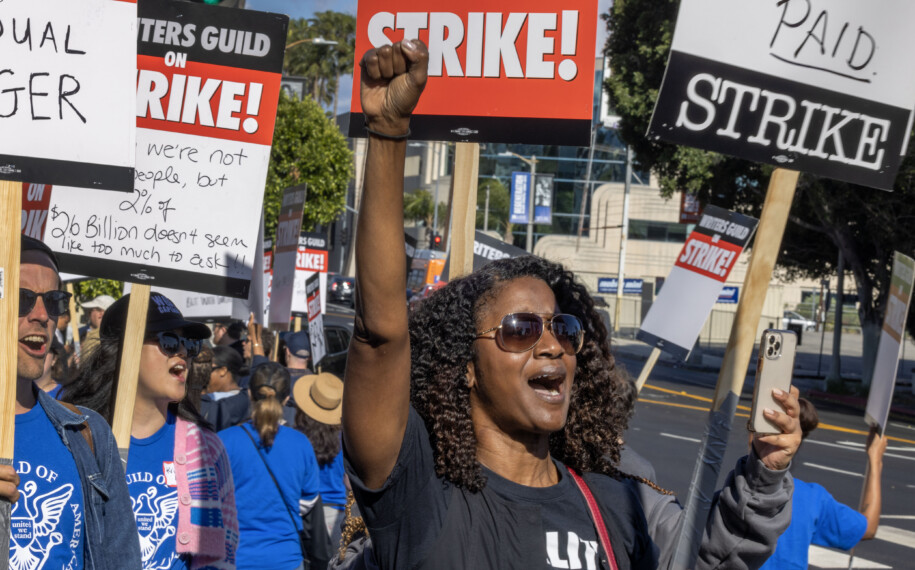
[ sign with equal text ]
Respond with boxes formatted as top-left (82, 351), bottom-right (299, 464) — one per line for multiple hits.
top-left (44, 0), bottom-right (288, 297)
top-left (648, 0), bottom-right (915, 190)
top-left (0, 0), bottom-right (136, 190)
top-left (349, 0), bottom-right (598, 146)
top-left (638, 206), bottom-right (758, 360)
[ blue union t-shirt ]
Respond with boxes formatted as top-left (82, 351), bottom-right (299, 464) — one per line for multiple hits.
top-left (126, 413), bottom-right (188, 570)
top-left (11, 403), bottom-right (85, 570)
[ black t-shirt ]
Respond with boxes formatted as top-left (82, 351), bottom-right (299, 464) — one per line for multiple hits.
top-left (345, 407), bottom-right (654, 570)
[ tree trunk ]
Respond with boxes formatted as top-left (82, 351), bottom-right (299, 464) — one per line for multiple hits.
top-left (504, 222), bottom-right (514, 245)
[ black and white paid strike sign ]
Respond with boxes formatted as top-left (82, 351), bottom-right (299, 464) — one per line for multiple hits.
top-left (43, 0), bottom-right (288, 298)
top-left (0, 0), bottom-right (136, 190)
top-left (648, 0), bottom-right (915, 191)
top-left (638, 205), bottom-right (758, 360)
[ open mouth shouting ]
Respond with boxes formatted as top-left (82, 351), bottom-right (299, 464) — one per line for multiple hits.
top-left (528, 369), bottom-right (567, 404)
top-left (169, 362), bottom-right (187, 382)
top-left (19, 334), bottom-right (49, 358)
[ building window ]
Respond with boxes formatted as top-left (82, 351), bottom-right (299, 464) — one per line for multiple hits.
top-left (628, 220), bottom-right (688, 243)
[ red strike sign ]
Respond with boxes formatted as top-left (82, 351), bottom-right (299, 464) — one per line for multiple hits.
top-left (674, 233), bottom-right (741, 283)
top-left (352, 0), bottom-right (597, 122)
top-left (136, 55), bottom-right (279, 145)
top-left (296, 250), bottom-right (327, 272)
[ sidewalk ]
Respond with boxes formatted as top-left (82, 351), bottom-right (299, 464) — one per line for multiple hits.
top-left (612, 333), bottom-right (915, 422)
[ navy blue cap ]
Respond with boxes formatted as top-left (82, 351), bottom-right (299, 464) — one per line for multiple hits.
top-left (285, 331), bottom-right (311, 358)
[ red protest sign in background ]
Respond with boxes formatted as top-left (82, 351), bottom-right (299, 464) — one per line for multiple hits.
top-left (349, 0), bottom-right (598, 146)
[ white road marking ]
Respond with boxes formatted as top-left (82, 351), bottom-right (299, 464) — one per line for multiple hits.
top-left (875, 525), bottom-right (915, 549)
top-left (890, 422), bottom-right (915, 432)
top-left (805, 439), bottom-right (915, 462)
top-left (837, 440), bottom-right (915, 452)
top-left (660, 432), bottom-right (700, 443)
top-left (882, 515), bottom-right (915, 520)
top-left (802, 462), bottom-right (862, 477)
top-left (808, 545), bottom-right (890, 569)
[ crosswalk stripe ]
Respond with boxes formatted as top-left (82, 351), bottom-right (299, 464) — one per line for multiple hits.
top-left (804, 439), bottom-right (915, 462)
top-left (808, 545), bottom-right (890, 569)
top-left (802, 462), bottom-right (863, 477)
top-left (660, 432), bottom-right (701, 443)
top-left (875, 525), bottom-right (915, 549)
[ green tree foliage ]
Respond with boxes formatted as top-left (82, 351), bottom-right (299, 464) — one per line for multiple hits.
top-left (404, 189), bottom-right (447, 230)
top-left (75, 279), bottom-right (122, 306)
top-left (476, 178), bottom-right (511, 234)
top-left (284, 12), bottom-right (357, 113)
top-left (264, 93), bottom-right (352, 238)
top-left (604, 0), bottom-right (915, 383)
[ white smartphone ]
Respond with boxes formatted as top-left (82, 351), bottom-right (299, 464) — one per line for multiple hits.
top-left (748, 329), bottom-right (797, 434)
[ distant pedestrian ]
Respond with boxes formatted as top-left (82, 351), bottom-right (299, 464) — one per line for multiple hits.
top-left (760, 398), bottom-right (887, 569)
top-left (200, 345), bottom-right (250, 431)
top-left (294, 372), bottom-right (346, 546)
top-left (219, 362), bottom-right (325, 570)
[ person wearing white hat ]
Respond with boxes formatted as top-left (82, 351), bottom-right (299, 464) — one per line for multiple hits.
top-left (293, 372), bottom-right (346, 549)
top-left (78, 293), bottom-right (116, 355)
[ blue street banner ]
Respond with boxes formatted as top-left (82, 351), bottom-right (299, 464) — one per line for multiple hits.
top-left (598, 278), bottom-right (643, 295)
top-left (533, 174), bottom-right (554, 224)
top-left (510, 171), bottom-right (530, 225)
top-left (717, 286), bottom-right (739, 304)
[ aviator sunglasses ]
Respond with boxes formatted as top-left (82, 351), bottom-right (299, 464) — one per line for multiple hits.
top-left (475, 312), bottom-right (585, 355)
top-left (19, 288), bottom-right (72, 318)
top-left (149, 331), bottom-right (202, 359)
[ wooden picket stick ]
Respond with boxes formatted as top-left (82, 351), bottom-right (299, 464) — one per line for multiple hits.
top-left (448, 142), bottom-right (480, 281)
top-left (672, 168), bottom-right (799, 569)
top-left (110, 284), bottom-right (151, 463)
top-left (65, 282), bottom-right (81, 354)
top-left (293, 315), bottom-right (302, 332)
top-left (634, 347), bottom-right (662, 393)
top-left (0, 180), bottom-right (22, 568)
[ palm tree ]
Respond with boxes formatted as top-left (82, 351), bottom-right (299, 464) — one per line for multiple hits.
top-left (283, 12), bottom-right (356, 114)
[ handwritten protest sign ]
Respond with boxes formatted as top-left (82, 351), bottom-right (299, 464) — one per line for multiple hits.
top-left (648, 0), bottom-right (915, 190)
top-left (866, 252), bottom-right (915, 432)
top-left (44, 0), bottom-right (288, 297)
top-left (349, 0), bottom-right (598, 145)
top-left (639, 206), bottom-right (758, 360)
top-left (292, 232), bottom-right (329, 316)
top-left (0, 0), bottom-right (136, 190)
top-left (268, 185), bottom-right (307, 331)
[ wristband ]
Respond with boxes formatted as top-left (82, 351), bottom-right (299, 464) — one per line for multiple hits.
top-left (365, 126), bottom-right (411, 140)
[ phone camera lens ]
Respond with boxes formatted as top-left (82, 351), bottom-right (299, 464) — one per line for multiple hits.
top-left (774, 341), bottom-right (781, 352)
top-left (766, 346), bottom-right (774, 357)
top-left (768, 336), bottom-right (776, 345)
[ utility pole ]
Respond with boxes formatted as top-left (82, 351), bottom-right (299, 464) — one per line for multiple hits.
top-left (614, 147), bottom-right (633, 332)
top-left (483, 183), bottom-right (490, 232)
top-left (526, 158), bottom-right (537, 253)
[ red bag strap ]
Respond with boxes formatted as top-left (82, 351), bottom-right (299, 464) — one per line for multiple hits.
top-left (567, 467), bottom-right (620, 570)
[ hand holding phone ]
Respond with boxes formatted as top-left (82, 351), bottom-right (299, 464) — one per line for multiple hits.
top-left (748, 329), bottom-right (796, 434)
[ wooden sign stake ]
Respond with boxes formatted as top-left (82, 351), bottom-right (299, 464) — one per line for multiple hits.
top-left (672, 168), bottom-right (799, 569)
top-left (111, 284), bottom-right (151, 463)
top-left (448, 142), bottom-right (480, 281)
top-left (65, 282), bottom-right (81, 355)
top-left (634, 347), bottom-right (662, 393)
top-left (0, 180), bottom-right (23, 568)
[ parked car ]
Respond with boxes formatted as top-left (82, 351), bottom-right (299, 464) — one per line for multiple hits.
top-left (328, 275), bottom-right (355, 307)
top-left (782, 310), bottom-right (816, 331)
top-left (277, 320), bottom-right (352, 378)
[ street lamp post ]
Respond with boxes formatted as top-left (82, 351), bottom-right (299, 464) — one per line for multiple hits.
top-left (500, 151), bottom-right (539, 252)
top-left (285, 37), bottom-right (339, 49)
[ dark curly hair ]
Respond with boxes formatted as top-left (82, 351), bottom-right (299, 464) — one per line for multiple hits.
top-left (409, 255), bottom-right (632, 492)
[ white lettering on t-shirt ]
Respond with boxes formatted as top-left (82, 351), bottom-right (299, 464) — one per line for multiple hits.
top-left (546, 531), bottom-right (598, 569)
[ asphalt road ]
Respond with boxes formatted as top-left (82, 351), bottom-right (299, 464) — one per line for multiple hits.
top-left (616, 353), bottom-right (915, 569)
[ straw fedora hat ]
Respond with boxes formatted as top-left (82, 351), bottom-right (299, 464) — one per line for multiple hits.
top-left (293, 372), bottom-right (343, 425)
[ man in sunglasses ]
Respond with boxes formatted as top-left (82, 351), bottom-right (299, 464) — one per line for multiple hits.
top-left (0, 236), bottom-right (142, 568)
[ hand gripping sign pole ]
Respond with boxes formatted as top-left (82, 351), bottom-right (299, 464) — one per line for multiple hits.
top-left (0, 181), bottom-right (24, 568)
top-left (448, 143), bottom-right (480, 281)
top-left (110, 285), bottom-right (151, 463)
top-left (671, 168), bottom-right (799, 569)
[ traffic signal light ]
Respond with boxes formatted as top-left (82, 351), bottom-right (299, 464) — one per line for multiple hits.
top-left (432, 233), bottom-right (442, 250)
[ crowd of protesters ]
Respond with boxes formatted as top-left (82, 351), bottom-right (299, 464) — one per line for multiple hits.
top-left (0, 39), bottom-right (890, 570)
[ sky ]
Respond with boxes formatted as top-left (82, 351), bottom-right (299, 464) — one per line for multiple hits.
top-left (247, 0), bottom-right (613, 117)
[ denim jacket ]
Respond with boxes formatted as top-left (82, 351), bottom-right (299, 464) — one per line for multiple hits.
top-left (36, 390), bottom-right (142, 569)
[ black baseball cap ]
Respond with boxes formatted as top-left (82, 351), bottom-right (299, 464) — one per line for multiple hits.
top-left (21, 235), bottom-right (60, 272)
top-left (100, 292), bottom-right (212, 341)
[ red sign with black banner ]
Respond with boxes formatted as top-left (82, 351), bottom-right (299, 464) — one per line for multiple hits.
top-left (349, 0), bottom-right (598, 146)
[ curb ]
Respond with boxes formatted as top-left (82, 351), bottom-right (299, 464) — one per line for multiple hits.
top-left (806, 390), bottom-right (915, 422)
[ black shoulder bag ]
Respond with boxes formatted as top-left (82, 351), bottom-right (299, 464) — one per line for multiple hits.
top-left (242, 425), bottom-right (333, 569)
